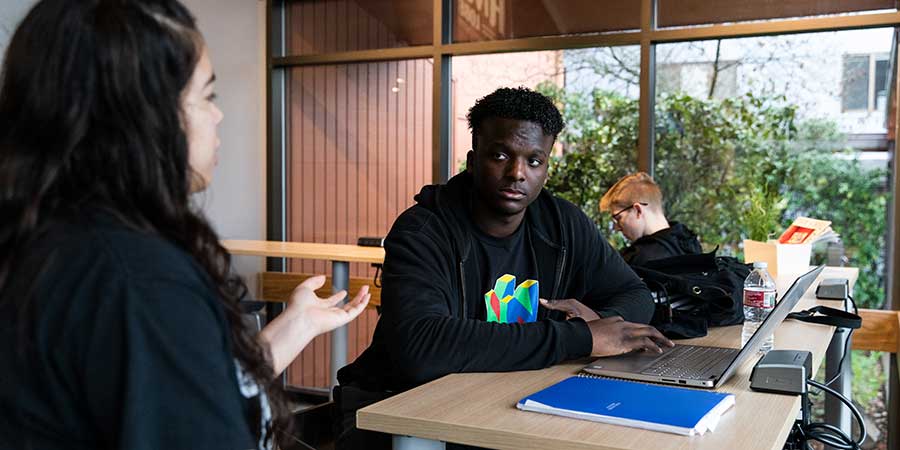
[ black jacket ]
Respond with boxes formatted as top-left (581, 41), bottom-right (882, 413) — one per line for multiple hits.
top-left (620, 222), bottom-right (702, 266)
top-left (0, 211), bottom-right (259, 450)
top-left (337, 172), bottom-right (654, 392)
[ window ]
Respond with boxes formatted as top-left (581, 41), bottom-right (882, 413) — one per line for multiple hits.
top-left (453, 0), bottom-right (640, 43)
top-left (285, 60), bottom-right (433, 387)
top-left (451, 47), bottom-right (640, 231)
top-left (842, 53), bottom-right (890, 112)
top-left (269, 5), bottom-right (899, 443)
top-left (657, 61), bottom-right (739, 99)
top-left (451, 51), bottom-right (566, 171)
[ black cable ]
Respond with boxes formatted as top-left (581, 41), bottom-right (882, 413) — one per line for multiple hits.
top-left (800, 378), bottom-right (867, 449)
top-left (784, 293), bottom-right (866, 450)
top-left (796, 391), bottom-right (813, 450)
top-left (372, 263), bottom-right (382, 288)
top-left (823, 294), bottom-right (857, 387)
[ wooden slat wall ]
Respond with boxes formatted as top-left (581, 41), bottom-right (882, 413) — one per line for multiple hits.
top-left (285, 3), bottom-right (433, 389)
top-left (288, 0), bottom-right (432, 55)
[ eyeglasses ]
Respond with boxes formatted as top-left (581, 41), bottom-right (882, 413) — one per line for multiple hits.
top-left (611, 202), bottom-right (648, 223)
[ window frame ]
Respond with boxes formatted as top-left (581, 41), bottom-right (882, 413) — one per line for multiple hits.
top-left (266, 3), bottom-right (900, 442)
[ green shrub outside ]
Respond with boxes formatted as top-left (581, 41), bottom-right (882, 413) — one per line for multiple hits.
top-left (537, 82), bottom-right (888, 310)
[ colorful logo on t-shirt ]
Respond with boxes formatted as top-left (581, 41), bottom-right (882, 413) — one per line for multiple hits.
top-left (484, 274), bottom-right (539, 324)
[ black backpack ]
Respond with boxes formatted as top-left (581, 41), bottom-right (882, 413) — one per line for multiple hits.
top-left (630, 250), bottom-right (751, 339)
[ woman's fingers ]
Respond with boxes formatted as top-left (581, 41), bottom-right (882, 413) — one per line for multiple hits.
top-left (350, 285), bottom-right (370, 303)
top-left (322, 290), bottom-right (348, 306)
top-left (298, 274), bottom-right (326, 291)
top-left (346, 289), bottom-right (369, 308)
top-left (324, 284), bottom-right (368, 307)
top-left (343, 294), bottom-right (370, 316)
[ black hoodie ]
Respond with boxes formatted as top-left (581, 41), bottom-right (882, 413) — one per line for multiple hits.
top-left (337, 172), bottom-right (654, 392)
top-left (620, 222), bottom-right (703, 267)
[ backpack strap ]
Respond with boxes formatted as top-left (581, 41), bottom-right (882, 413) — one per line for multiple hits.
top-left (786, 305), bottom-right (862, 329)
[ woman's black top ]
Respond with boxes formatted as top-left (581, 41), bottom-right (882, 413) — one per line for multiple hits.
top-left (0, 211), bottom-right (265, 450)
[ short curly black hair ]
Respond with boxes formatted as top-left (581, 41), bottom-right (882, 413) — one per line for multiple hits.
top-left (466, 86), bottom-right (565, 149)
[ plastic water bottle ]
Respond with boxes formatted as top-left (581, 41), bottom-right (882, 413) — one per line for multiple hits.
top-left (741, 262), bottom-right (777, 353)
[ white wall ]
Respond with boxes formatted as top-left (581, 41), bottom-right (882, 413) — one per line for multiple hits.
top-left (0, 0), bottom-right (35, 67)
top-left (2, 0), bottom-right (268, 294)
top-left (183, 0), bottom-right (267, 295)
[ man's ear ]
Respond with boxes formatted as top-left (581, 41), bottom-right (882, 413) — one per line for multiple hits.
top-left (466, 150), bottom-right (475, 173)
top-left (633, 202), bottom-right (644, 219)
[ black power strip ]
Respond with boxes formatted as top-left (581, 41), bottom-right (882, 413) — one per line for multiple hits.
top-left (357, 236), bottom-right (385, 247)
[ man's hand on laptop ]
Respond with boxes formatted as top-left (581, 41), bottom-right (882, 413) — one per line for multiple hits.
top-left (586, 316), bottom-right (674, 356)
top-left (540, 298), bottom-right (601, 321)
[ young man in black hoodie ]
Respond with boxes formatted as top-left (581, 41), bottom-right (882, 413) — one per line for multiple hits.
top-left (600, 172), bottom-right (703, 266)
top-left (333, 87), bottom-right (671, 449)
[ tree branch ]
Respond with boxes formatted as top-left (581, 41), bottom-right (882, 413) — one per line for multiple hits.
top-left (708, 39), bottom-right (722, 99)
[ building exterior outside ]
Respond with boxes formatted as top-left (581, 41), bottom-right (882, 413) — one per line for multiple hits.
top-left (566, 29), bottom-right (894, 144)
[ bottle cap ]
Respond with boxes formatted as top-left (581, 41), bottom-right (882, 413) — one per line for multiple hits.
top-left (752, 261), bottom-right (768, 269)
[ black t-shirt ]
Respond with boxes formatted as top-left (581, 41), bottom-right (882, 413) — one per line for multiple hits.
top-left (468, 218), bottom-right (538, 323)
top-left (0, 212), bottom-right (266, 450)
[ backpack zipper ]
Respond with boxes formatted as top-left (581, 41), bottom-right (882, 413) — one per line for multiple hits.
top-left (458, 260), bottom-right (467, 319)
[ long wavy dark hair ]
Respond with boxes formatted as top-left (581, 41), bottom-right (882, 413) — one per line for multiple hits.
top-left (0, 0), bottom-right (287, 444)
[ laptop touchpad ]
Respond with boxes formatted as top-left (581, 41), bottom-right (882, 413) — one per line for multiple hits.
top-left (585, 346), bottom-right (676, 372)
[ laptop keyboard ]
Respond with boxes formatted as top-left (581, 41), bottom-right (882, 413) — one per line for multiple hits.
top-left (640, 346), bottom-right (737, 380)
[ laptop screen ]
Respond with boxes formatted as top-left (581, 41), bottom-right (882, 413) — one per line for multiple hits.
top-left (716, 264), bottom-right (825, 383)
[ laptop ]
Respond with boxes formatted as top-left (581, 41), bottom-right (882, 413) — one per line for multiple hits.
top-left (582, 265), bottom-right (825, 389)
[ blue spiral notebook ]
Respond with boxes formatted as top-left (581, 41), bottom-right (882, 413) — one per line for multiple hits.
top-left (516, 375), bottom-right (735, 436)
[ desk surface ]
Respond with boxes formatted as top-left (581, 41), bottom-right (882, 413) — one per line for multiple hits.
top-left (221, 239), bottom-right (385, 263)
top-left (358, 267), bottom-right (858, 450)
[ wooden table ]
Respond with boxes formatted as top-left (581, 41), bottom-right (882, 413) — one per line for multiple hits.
top-left (222, 239), bottom-right (385, 387)
top-left (358, 267), bottom-right (858, 450)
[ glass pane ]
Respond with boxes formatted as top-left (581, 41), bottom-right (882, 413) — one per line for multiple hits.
top-left (653, 29), bottom-right (894, 298)
top-left (453, 0), bottom-right (639, 43)
top-left (451, 46), bottom-right (639, 232)
top-left (653, 30), bottom-right (893, 446)
top-left (875, 58), bottom-right (890, 110)
top-left (286, 0), bottom-right (432, 55)
top-left (658, 0), bottom-right (895, 28)
top-left (285, 60), bottom-right (433, 388)
top-left (450, 51), bottom-right (566, 172)
top-left (842, 55), bottom-right (870, 111)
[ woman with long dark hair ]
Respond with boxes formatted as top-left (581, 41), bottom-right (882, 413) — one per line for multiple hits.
top-left (0, 1), bottom-right (369, 448)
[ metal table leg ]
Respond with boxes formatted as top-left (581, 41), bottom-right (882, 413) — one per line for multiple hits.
top-left (331, 260), bottom-right (349, 391)
top-left (393, 435), bottom-right (446, 450)
top-left (823, 297), bottom-right (853, 449)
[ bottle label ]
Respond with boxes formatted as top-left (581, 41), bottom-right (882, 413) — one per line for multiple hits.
top-left (744, 289), bottom-right (776, 308)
